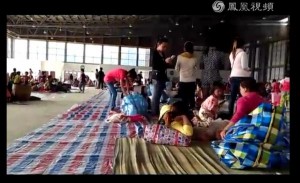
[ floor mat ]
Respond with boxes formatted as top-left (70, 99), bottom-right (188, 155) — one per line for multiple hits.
top-left (113, 138), bottom-right (289, 175)
top-left (7, 90), bottom-right (145, 174)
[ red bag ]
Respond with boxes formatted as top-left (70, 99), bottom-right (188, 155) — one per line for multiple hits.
top-left (143, 124), bottom-right (191, 146)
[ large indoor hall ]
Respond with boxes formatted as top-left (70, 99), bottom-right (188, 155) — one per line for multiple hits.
top-left (7, 15), bottom-right (290, 174)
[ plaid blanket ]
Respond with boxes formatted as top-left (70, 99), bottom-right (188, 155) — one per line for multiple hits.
top-left (211, 103), bottom-right (289, 169)
top-left (7, 91), bottom-right (145, 174)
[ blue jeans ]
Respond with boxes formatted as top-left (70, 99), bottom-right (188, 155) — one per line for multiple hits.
top-left (228, 77), bottom-right (251, 116)
top-left (151, 80), bottom-right (166, 116)
top-left (106, 82), bottom-right (117, 110)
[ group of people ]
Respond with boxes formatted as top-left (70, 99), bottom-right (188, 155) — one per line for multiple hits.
top-left (7, 68), bottom-right (35, 101)
top-left (101, 36), bottom-right (289, 142)
top-left (265, 76), bottom-right (290, 107)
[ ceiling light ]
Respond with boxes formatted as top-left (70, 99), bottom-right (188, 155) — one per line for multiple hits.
top-left (17, 36), bottom-right (20, 39)
top-left (128, 37), bottom-right (131, 40)
top-left (32, 25), bottom-right (36, 28)
top-left (129, 31), bottom-right (132, 34)
top-left (220, 20), bottom-right (225, 23)
top-left (50, 37), bottom-right (53, 40)
top-left (59, 28), bottom-right (62, 31)
top-left (30, 17), bottom-right (33, 21)
top-left (129, 24), bottom-right (132, 28)
top-left (262, 17), bottom-right (266, 20)
top-left (90, 38), bottom-right (93, 40)
top-left (86, 31), bottom-right (90, 35)
top-left (268, 36), bottom-right (272, 39)
top-left (175, 22), bottom-right (179, 26)
top-left (43, 30), bottom-right (47, 34)
top-left (169, 29), bottom-right (172, 33)
top-left (191, 24), bottom-right (194, 28)
top-left (164, 35), bottom-right (167, 38)
top-left (199, 33), bottom-right (202, 36)
top-left (208, 27), bottom-right (211, 30)
top-left (83, 25), bottom-right (86, 28)
top-left (280, 17), bottom-right (289, 23)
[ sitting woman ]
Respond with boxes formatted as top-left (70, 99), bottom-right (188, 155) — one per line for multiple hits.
top-left (192, 83), bottom-right (224, 127)
top-left (219, 78), bottom-right (265, 139)
top-left (158, 101), bottom-right (193, 137)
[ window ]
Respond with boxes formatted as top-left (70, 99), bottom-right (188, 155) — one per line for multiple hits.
top-left (103, 45), bottom-right (119, 65)
top-left (14, 39), bottom-right (28, 59)
top-left (121, 47), bottom-right (137, 66)
top-left (254, 71), bottom-right (258, 81)
top-left (7, 37), bottom-right (11, 58)
top-left (138, 48), bottom-right (150, 67)
top-left (85, 44), bottom-right (102, 64)
top-left (267, 40), bottom-right (288, 81)
top-left (66, 43), bottom-right (84, 63)
top-left (29, 40), bottom-right (46, 60)
top-left (255, 47), bottom-right (260, 68)
top-left (48, 41), bottom-right (65, 61)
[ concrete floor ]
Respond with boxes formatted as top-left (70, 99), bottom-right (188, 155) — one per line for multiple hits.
top-left (7, 87), bottom-right (101, 146)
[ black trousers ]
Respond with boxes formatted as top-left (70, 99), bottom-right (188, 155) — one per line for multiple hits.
top-left (178, 82), bottom-right (196, 109)
top-left (98, 79), bottom-right (104, 89)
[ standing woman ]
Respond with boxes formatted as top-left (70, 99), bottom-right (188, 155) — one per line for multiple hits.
top-left (151, 37), bottom-right (175, 116)
top-left (104, 68), bottom-right (137, 111)
top-left (175, 41), bottom-right (198, 109)
top-left (228, 37), bottom-right (251, 117)
top-left (201, 46), bottom-right (223, 100)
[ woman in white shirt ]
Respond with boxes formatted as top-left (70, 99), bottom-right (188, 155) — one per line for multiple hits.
top-left (175, 41), bottom-right (198, 109)
top-left (228, 38), bottom-right (252, 117)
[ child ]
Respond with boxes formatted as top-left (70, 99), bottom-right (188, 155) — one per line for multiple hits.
top-left (279, 72), bottom-right (290, 108)
top-left (271, 79), bottom-right (281, 106)
top-left (158, 101), bottom-right (193, 137)
top-left (192, 83), bottom-right (224, 127)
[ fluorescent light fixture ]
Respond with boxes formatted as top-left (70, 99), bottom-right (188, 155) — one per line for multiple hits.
top-left (169, 29), bottom-right (172, 33)
top-left (280, 17), bottom-right (289, 23)
top-left (175, 22), bottom-right (179, 26)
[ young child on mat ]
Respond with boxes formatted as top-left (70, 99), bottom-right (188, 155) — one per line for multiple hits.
top-left (192, 83), bottom-right (224, 127)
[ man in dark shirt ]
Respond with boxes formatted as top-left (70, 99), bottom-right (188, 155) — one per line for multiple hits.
top-left (95, 69), bottom-right (99, 89)
top-left (98, 67), bottom-right (105, 89)
top-left (151, 37), bottom-right (175, 116)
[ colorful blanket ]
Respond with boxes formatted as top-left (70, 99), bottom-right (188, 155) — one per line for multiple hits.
top-left (7, 91), bottom-right (145, 174)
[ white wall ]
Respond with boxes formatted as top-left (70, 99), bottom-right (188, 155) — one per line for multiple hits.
top-left (7, 58), bottom-right (41, 77)
top-left (7, 58), bottom-right (230, 82)
top-left (7, 58), bottom-right (152, 81)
